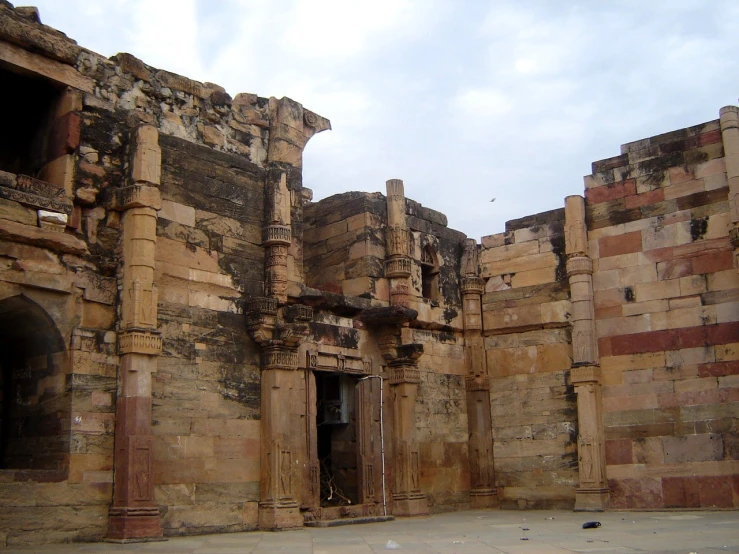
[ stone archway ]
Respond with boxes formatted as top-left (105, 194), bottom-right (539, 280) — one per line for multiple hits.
top-left (0, 294), bottom-right (69, 471)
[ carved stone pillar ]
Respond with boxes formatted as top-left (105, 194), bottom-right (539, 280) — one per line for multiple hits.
top-left (246, 298), bottom-right (312, 530)
top-left (107, 125), bottom-right (164, 541)
top-left (265, 98), bottom-right (330, 301)
top-left (571, 366), bottom-right (609, 511)
top-left (360, 306), bottom-right (427, 517)
top-left (565, 195), bottom-right (608, 511)
top-left (460, 239), bottom-right (497, 508)
top-left (719, 106), bottom-right (739, 270)
top-left (385, 179), bottom-right (412, 307)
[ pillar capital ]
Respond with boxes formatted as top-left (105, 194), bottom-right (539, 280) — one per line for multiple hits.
top-left (566, 256), bottom-right (593, 277)
top-left (571, 365), bottom-right (601, 385)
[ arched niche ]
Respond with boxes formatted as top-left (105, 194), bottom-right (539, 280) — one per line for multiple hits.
top-left (420, 245), bottom-right (440, 302)
top-left (0, 294), bottom-right (70, 471)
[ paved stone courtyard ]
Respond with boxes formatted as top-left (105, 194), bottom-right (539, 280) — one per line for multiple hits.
top-left (4, 510), bottom-right (738, 553)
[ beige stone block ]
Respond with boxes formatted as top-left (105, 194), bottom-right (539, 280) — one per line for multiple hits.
top-left (602, 393), bottom-right (658, 412)
top-left (718, 374), bottom-right (739, 389)
top-left (704, 172), bottom-right (728, 191)
top-left (481, 232), bottom-right (505, 248)
top-left (304, 219), bottom-right (347, 242)
top-left (634, 279), bottom-right (681, 302)
top-left (189, 290), bottom-right (238, 313)
top-left (667, 305), bottom-right (717, 329)
top-left (666, 347), bottom-right (715, 368)
top-left (342, 276), bottom-right (372, 297)
top-left (669, 296), bottom-right (701, 310)
top-left (483, 304), bottom-right (541, 330)
top-left (680, 274), bottom-right (708, 296)
top-left (190, 418), bottom-right (260, 438)
top-left (594, 288), bottom-right (625, 309)
top-left (348, 238), bottom-right (384, 259)
top-left (39, 155), bottom-right (74, 197)
top-left (160, 199), bottom-right (195, 227)
top-left (601, 368), bottom-right (624, 386)
top-left (484, 252), bottom-right (557, 277)
top-left (695, 157), bottom-right (726, 179)
top-left (618, 263), bottom-right (657, 286)
top-left (0, 40), bottom-right (94, 92)
top-left (597, 252), bottom-right (640, 271)
top-left (601, 351), bottom-right (666, 372)
top-left (156, 236), bottom-right (220, 272)
top-left (622, 299), bottom-right (668, 317)
top-left (707, 270), bottom-right (739, 292)
top-left (514, 226), bottom-right (548, 243)
top-left (510, 266), bottom-right (556, 288)
top-left (535, 343), bottom-right (571, 372)
top-left (704, 212), bottom-right (730, 239)
top-left (642, 223), bottom-right (678, 251)
top-left (81, 301), bottom-right (115, 329)
top-left (596, 314), bottom-right (651, 338)
top-left (674, 377), bottom-right (718, 394)
top-left (716, 301), bottom-right (739, 324)
top-left (715, 342), bottom-right (739, 362)
top-left (541, 300), bottom-right (570, 323)
top-left (0, 198), bottom-right (37, 225)
top-left (68, 453), bottom-right (113, 484)
top-left (486, 346), bottom-right (536, 377)
top-left (664, 178), bottom-right (705, 200)
top-left (479, 240), bottom-right (538, 265)
top-left (593, 269), bottom-right (619, 291)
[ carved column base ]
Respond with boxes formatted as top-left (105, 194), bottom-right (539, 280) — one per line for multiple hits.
top-left (392, 493), bottom-right (428, 517)
top-left (105, 507), bottom-right (164, 542)
top-left (258, 500), bottom-right (303, 530)
top-left (470, 488), bottom-right (499, 509)
top-left (574, 488), bottom-right (610, 512)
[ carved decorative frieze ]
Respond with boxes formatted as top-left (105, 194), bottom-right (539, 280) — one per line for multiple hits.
top-left (16, 174), bottom-right (68, 199)
top-left (0, 185), bottom-right (72, 214)
top-left (465, 374), bottom-right (489, 391)
top-left (385, 258), bottom-right (412, 278)
top-left (119, 330), bottom-right (162, 355)
top-left (113, 184), bottom-right (162, 211)
top-left (386, 225), bottom-right (409, 257)
top-left (305, 350), bottom-right (370, 375)
top-left (461, 276), bottom-right (485, 295)
top-left (262, 348), bottom-right (299, 371)
top-left (389, 366), bottom-right (420, 385)
top-left (246, 297), bottom-right (278, 317)
top-left (264, 224), bottom-right (292, 246)
top-left (566, 256), bottom-right (593, 276)
top-left (122, 279), bottom-right (158, 329)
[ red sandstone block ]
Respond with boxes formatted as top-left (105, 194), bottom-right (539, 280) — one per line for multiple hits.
top-left (625, 188), bottom-right (664, 209)
top-left (598, 337), bottom-right (612, 357)
top-left (699, 476), bottom-right (734, 508)
top-left (585, 179), bottom-right (636, 204)
top-left (656, 259), bottom-right (693, 280)
top-left (691, 250), bottom-right (734, 275)
top-left (662, 476), bottom-right (701, 508)
top-left (48, 111), bottom-right (81, 159)
top-left (697, 129), bottom-right (722, 146)
top-left (610, 329), bottom-right (677, 356)
top-left (675, 388), bottom-right (721, 406)
top-left (642, 246), bottom-right (675, 263)
top-left (605, 439), bottom-right (632, 465)
top-left (698, 361), bottom-right (739, 377)
top-left (599, 231), bottom-right (643, 258)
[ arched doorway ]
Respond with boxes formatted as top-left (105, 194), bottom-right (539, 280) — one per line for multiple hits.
top-left (0, 295), bottom-right (69, 470)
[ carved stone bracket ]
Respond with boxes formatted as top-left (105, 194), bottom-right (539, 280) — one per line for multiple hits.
top-left (388, 365), bottom-right (421, 385)
top-left (264, 224), bottom-right (292, 246)
top-left (566, 256), bottom-right (593, 277)
top-left (465, 374), bottom-right (489, 391)
top-left (385, 257), bottom-right (412, 279)
top-left (0, 183), bottom-right (73, 214)
top-left (112, 185), bottom-right (162, 211)
top-left (118, 330), bottom-right (162, 356)
top-left (461, 276), bottom-right (485, 295)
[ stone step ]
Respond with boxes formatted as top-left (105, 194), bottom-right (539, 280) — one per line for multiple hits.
top-left (304, 515), bottom-right (394, 528)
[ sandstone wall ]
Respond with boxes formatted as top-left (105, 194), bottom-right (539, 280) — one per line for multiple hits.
top-left (480, 210), bottom-right (577, 509)
top-left (586, 121), bottom-right (739, 509)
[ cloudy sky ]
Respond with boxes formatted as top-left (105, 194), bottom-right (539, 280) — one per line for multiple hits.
top-left (30, 0), bottom-right (739, 240)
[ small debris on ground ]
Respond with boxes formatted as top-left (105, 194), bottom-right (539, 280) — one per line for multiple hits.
top-left (582, 521), bottom-right (601, 529)
top-left (385, 539), bottom-right (401, 550)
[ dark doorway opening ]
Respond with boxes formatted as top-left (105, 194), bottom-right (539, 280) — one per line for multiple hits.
top-left (0, 295), bottom-right (69, 470)
top-left (0, 65), bottom-right (62, 177)
top-left (315, 371), bottom-right (359, 506)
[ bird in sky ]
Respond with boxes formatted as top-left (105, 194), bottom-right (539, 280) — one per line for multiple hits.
top-left (490, 198), bottom-right (496, 202)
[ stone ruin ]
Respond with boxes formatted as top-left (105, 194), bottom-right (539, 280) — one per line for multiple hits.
top-left (0, 2), bottom-right (737, 546)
